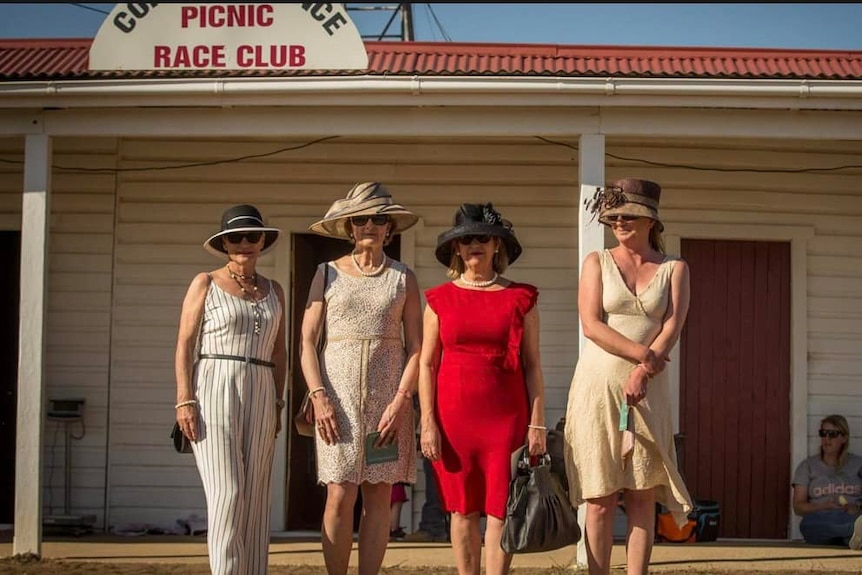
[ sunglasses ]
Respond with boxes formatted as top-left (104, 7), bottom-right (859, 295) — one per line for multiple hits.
top-left (457, 235), bottom-right (492, 245)
top-left (350, 215), bottom-right (389, 226)
top-left (607, 215), bottom-right (641, 223)
top-left (225, 231), bottom-right (263, 244)
top-left (819, 429), bottom-right (845, 439)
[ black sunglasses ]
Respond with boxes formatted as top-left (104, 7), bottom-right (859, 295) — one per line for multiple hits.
top-left (350, 215), bottom-right (389, 226)
top-left (457, 234), bottom-right (492, 245)
top-left (819, 429), bottom-right (845, 439)
top-left (225, 231), bottom-right (263, 244)
top-left (607, 215), bottom-right (641, 223)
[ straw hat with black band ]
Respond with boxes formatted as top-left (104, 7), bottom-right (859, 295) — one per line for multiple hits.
top-left (435, 203), bottom-right (523, 267)
top-left (310, 182), bottom-right (419, 240)
top-left (203, 204), bottom-right (282, 259)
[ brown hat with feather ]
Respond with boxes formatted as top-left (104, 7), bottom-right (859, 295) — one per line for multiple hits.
top-left (585, 178), bottom-right (664, 232)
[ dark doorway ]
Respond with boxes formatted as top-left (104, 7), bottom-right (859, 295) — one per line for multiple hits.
top-left (680, 239), bottom-right (791, 539)
top-left (286, 233), bottom-right (401, 530)
top-left (0, 231), bottom-right (21, 524)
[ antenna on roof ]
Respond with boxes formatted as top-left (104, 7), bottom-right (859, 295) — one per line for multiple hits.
top-left (347, 3), bottom-right (452, 42)
top-left (347, 3), bottom-right (414, 41)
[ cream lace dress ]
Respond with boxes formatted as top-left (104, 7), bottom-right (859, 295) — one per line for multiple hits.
top-left (314, 259), bottom-right (416, 485)
top-left (564, 249), bottom-right (692, 526)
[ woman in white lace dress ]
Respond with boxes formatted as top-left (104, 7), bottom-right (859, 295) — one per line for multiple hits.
top-left (301, 182), bottom-right (422, 575)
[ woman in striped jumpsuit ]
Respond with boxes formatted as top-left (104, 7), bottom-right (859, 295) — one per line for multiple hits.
top-left (175, 204), bottom-right (286, 575)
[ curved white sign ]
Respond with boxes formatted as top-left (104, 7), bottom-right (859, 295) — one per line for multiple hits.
top-left (89, 3), bottom-right (368, 71)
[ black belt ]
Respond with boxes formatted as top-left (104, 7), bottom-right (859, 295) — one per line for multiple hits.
top-left (198, 354), bottom-right (276, 368)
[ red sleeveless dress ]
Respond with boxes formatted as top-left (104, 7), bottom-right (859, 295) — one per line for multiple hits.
top-left (424, 281), bottom-right (538, 519)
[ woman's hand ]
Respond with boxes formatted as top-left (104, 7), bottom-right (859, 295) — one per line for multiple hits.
top-left (640, 348), bottom-right (667, 376)
top-left (527, 426), bottom-right (547, 456)
top-left (376, 395), bottom-right (407, 446)
top-left (313, 394), bottom-right (340, 445)
top-left (624, 365), bottom-right (650, 405)
top-left (819, 497), bottom-right (844, 512)
top-left (177, 404), bottom-right (198, 441)
top-left (420, 417), bottom-right (442, 461)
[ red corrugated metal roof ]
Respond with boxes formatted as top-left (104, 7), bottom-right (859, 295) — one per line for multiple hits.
top-left (1, 38), bottom-right (861, 80)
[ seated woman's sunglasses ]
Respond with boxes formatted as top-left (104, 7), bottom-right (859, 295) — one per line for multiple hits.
top-left (457, 234), bottom-right (492, 245)
top-left (225, 231), bottom-right (263, 244)
top-left (350, 215), bottom-right (390, 226)
top-left (818, 429), bottom-right (845, 439)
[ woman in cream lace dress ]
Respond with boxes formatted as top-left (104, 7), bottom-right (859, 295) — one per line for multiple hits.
top-left (565, 179), bottom-right (693, 575)
top-left (301, 182), bottom-right (422, 575)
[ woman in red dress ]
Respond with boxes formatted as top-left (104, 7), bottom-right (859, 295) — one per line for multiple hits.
top-left (418, 203), bottom-right (547, 575)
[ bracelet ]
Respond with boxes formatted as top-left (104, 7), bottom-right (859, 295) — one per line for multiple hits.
top-left (309, 386), bottom-right (327, 397)
top-left (396, 388), bottom-right (412, 399)
top-left (527, 424), bottom-right (547, 431)
top-left (275, 398), bottom-right (286, 409)
top-left (636, 364), bottom-right (653, 379)
top-left (175, 400), bottom-right (198, 410)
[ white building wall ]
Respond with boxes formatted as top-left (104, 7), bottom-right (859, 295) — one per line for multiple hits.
top-left (0, 136), bottom-right (117, 528)
top-left (4, 133), bottom-right (861, 533)
top-left (106, 136), bottom-right (581, 529)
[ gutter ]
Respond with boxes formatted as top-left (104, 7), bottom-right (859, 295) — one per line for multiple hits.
top-left (1, 76), bottom-right (861, 108)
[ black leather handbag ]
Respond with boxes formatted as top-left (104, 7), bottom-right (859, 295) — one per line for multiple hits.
top-left (500, 443), bottom-right (581, 554)
top-left (171, 421), bottom-right (193, 454)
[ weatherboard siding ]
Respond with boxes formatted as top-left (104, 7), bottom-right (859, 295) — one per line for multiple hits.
top-left (1, 134), bottom-right (860, 532)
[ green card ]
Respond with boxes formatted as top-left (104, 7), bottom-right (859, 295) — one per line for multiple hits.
top-left (619, 402), bottom-right (630, 432)
top-left (365, 431), bottom-right (399, 465)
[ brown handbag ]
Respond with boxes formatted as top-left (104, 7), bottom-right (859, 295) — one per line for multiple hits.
top-left (293, 391), bottom-right (315, 437)
top-left (293, 263), bottom-right (329, 438)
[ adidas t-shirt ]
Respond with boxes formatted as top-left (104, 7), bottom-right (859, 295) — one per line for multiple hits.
top-left (792, 453), bottom-right (862, 506)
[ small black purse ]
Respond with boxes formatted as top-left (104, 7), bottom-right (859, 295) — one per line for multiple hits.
top-left (171, 422), bottom-right (193, 454)
top-left (500, 440), bottom-right (581, 554)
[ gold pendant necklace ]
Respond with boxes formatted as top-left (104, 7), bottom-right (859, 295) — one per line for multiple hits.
top-left (227, 267), bottom-right (261, 335)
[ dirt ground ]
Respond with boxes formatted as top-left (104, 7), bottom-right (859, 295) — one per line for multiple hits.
top-left (2, 557), bottom-right (862, 575)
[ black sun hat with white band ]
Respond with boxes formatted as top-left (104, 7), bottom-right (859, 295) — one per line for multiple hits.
top-left (203, 204), bottom-right (282, 259)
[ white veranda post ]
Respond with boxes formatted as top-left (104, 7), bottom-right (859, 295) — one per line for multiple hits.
top-left (575, 134), bottom-right (608, 567)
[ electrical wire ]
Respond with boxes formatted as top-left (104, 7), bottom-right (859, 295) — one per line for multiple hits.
top-left (422, 5), bottom-right (439, 42)
top-left (0, 135), bottom-right (340, 174)
top-left (425, 3), bottom-right (452, 42)
top-left (1, 134), bottom-right (859, 175)
top-left (69, 3), bottom-right (110, 16)
top-left (535, 136), bottom-right (862, 174)
top-left (46, 423), bottom-right (60, 514)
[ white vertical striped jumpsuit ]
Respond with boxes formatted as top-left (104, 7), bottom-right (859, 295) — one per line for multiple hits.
top-left (191, 278), bottom-right (282, 575)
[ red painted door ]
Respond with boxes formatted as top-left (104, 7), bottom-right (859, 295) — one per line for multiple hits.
top-left (680, 239), bottom-right (791, 539)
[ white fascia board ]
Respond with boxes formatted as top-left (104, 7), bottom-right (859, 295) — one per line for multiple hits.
top-left (33, 105), bottom-right (862, 141)
top-left (1, 76), bottom-right (862, 110)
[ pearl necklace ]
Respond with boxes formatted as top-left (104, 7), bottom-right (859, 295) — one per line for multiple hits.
top-left (351, 252), bottom-right (388, 277)
top-left (460, 272), bottom-right (498, 288)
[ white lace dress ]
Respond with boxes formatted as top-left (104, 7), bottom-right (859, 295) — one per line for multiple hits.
top-left (315, 259), bottom-right (416, 485)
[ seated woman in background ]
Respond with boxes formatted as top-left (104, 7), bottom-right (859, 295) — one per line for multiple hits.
top-left (792, 414), bottom-right (862, 549)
